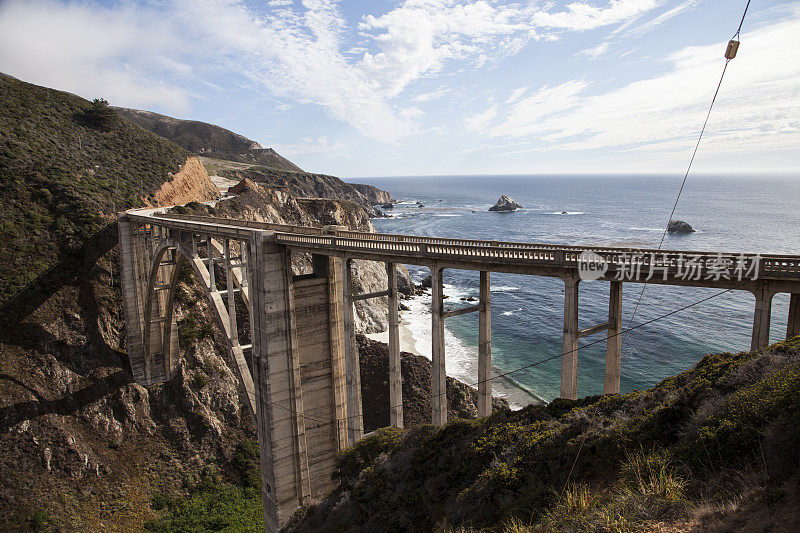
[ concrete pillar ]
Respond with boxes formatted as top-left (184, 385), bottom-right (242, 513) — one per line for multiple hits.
top-left (387, 262), bottom-right (403, 428)
top-left (788, 293), bottom-right (799, 340)
top-left (341, 258), bottom-right (364, 443)
top-left (207, 234), bottom-right (216, 291)
top-left (604, 281), bottom-right (623, 395)
top-left (560, 275), bottom-right (580, 400)
top-left (224, 239), bottom-right (239, 346)
top-left (751, 282), bottom-right (772, 351)
top-left (326, 256), bottom-right (349, 450)
top-left (247, 231), bottom-right (311, 531)
top-left (478, 271), bottom-right (492, 417)
top-left (117, 216), bottom-right (146, 383)
top-left (431, 266), bottom-right (447, 425)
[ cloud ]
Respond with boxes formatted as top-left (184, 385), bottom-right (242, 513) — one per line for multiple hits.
top-left (274, 136), bottom-right (351, 158)
top-left (464, 103), bottom-right (498, 132)
top-left (0, 0), bottom-right (191, 112)
top-left (533, 0), bottom-right (662, 31)
top-left (469, 11), bottom-right (800, 161)
top-left (506, 86), bottom-right (529, 104)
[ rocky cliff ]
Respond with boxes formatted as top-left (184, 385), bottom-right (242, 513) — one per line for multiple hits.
top-left (218, 165), bottom-right (391, 216)
top-left (151, 156), bottom-right (219, 206)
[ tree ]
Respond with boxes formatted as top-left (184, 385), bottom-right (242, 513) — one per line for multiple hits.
top-left (82, 98), bottom-right (117, 130)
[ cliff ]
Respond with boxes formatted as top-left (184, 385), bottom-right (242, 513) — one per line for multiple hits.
top-left (151, 156), bottom-right (219, 206)
top-left (217, 165), bottom-right (391, 216)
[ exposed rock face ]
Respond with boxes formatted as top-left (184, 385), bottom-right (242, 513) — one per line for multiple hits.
top-left (349, 183), bottom-right (393, 206)
top-left (489, 195), bottom-right (522, 212)
top-left (216, 166), bottom-right (391, 217)
top-left (152, 156), bottom-right (219, 206)
top-left (228, 177), bottom-right (257, 195)
top-left (357, 335), bottom-right (510, 430)
top-left (667, 220), bottom-right (695, 234)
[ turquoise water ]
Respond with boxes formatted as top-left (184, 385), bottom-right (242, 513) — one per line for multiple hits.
top-left (351, 175), bottom-right (800, 405)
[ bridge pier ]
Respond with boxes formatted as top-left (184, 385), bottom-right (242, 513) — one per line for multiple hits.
top-left (387, 262), bottom-right (403, 428)
top-left (560, 275), bottom-right (580, 400)
top-left (751, 282), bottom-right (774, 351)
top-left (788, 293), bottom-right (799, 340)
top-left (478, 271), bottom-right (492, 417)
top-left (604, 281), bottom-right (623, 395)
top-left (431, 265), bottom-right (447, 425)
top-left (341, 258), bottom-right (364, 443)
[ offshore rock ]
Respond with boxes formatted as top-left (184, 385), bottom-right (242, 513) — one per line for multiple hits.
top-left (489, 195), bottom-right (522, 212)
top-left (667, 220), bottom-right (695, 234)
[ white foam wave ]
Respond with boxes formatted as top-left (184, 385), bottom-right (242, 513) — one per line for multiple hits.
top-left (629, 226), bottom-right (663, 232)
top-left (493, 285), bottom-right (520, 292)
top-left (433, 214), bottom-right (462, 217)
top-left (546, 211), bottom-right (585, 215)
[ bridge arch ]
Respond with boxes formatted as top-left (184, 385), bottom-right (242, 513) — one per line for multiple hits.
top-left (141, 237), bottom-right (256, 417)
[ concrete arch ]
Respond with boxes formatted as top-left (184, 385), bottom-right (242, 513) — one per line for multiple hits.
top-left (142, 238), bottom-right (256, 418)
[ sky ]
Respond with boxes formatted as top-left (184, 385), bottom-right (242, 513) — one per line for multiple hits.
top-left (0, 0), bottom-right (798, 178)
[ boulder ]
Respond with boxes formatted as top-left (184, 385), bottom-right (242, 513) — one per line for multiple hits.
top-left (489, 195), bottom-right (522, 212)
top-left (381, 202), bottom-right (394, 209)
top-left (421, 275), bottom-right (432, 289)
top-left (667, 220), bottom-right (695, 234)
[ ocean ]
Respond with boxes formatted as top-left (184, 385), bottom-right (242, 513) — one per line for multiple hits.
top-left (350, 174), bottom-right (800, 407)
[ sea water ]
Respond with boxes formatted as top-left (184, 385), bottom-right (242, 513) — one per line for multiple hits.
top-left (351, 175), bottom-right (800, 407)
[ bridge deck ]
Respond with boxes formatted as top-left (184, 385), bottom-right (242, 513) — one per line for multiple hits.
top-left (130, 211), bottom-right (800, 291)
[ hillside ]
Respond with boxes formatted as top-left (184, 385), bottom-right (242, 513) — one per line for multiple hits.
top-left (0, 73), bottom-right (217, 306)
top-left (113, 107), bottom-right (393, 212)
top-left (285, 337), bottom-right (800, 532)
top-left (114, 107), bottom-right (304, 172)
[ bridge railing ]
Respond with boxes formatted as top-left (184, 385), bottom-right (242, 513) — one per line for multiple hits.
top-left (131, 211), bottom-right (800, 280)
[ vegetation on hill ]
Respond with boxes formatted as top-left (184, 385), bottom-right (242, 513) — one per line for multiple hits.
top-left (114, 107), bottom-right (304, 172)
top-left (285, 337), bottom-right (800, 532)
top-left (0, 73), bottom-right (191, 305)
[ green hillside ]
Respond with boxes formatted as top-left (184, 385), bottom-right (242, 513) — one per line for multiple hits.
top-left (0, 74), bottom-right (191, 306)
top-left (284, 337), bottom-right (800, 532)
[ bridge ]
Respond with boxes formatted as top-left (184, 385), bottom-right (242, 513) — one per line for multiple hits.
top-left (117, 207), bottom-right (800, 531)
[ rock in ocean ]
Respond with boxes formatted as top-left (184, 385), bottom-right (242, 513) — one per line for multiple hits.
top-left (489, 195), bottom-right (522, 212)
top-left (667, 220), bottom-right (695, 234)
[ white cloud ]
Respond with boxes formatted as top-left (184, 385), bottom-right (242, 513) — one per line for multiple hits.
top-left (274, 136), bottom-right (351, 158)
top-left (464, 103), bottom-right (498, 132)
top-left (470, 11), bottom-right (800, 162)
top-left (533, 0), bottom-right (662, 31)
top-left (0, 0), bottom-right (191, 112)
top-left (506, 86), bottom-right (529, 104)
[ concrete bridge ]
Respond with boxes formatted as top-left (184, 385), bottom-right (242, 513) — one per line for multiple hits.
top-left (117, 208), bottom-right (800, 531)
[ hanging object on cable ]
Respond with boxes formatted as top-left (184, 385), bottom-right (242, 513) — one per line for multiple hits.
top-left (725, 39), bottom-right (740, 59)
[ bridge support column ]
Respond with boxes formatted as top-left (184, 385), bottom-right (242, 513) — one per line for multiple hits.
top-left (560, 275), bottom-right (580, 400)
top-left (341, 258), bottom-right (364, 443)
top-left (118, 216), bottom-right (146, 383)
top-left (248, 232), bottom-right (311, 531)
top-left (788, 294), bottom-right (800, 340)
top-left (604, 281), bottom-right (623, 395)
top-left (387, 262), bottom-right (403, 428)
top-left (751, 282), bottom-right (773, 351)
top-left (478, 271), bottom-right (492, 417)
top-left (431, 265), bottom-right (447, 425)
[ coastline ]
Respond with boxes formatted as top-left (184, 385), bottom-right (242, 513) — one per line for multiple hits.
top-left (366, 308), bottom-right (543, 409)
